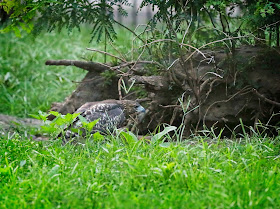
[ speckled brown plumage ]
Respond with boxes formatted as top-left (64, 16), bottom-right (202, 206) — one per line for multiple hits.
top-left (61, 100), bottom-right (145, 141)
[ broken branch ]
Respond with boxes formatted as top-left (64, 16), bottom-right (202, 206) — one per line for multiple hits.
top-left (253, 89), bottom-right (280, 108)
top-left (45, 60), bottom-right (109, 72)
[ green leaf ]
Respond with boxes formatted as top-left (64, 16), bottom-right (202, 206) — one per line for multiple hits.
top-left (86, 119), bottom-right (100, 132)
top-left (49, 111), bottom-right (61, 117)
top-left (151, 126), bottom-right (177, 144)
top-left (12, 26), bottom-right (21, 37)
top-left (93, 132), bottom-right (104, 141)
top-left (65, 113), bottom-right (77, 123)
top-left (120, 131), bottom-right (138, 143)
top-left (101, 146), bottom-right (109, 153)
top-left (0, 166), bottom-right (11, 176)
top-left (54, 117), bottom-right (66, 126)
top-left (78, 115), bottom-right (88, 123)
top-left (29, 114), bottom-right (41, 120)
top-left (37, 111), bottom-right (50, 122)
top-left (70, 128), bottom-right (80, 134)
top-left (41, 126), bottom-right (57, 134)
top-left (72, 113), bottom-right (81, 120)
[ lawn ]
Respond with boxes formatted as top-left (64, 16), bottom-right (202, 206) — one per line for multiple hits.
top-left (1, 136), bottom-right (280, 208)
top-left (1, 27), bottom-right (280, 209)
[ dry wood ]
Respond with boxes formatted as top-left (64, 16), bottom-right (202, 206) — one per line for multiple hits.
top-left (45, 60), bottom-right (109, 72)
top-left (252, 89), bottom-right (280, 108)
top-left (45, 46), bottom-right (280, 136)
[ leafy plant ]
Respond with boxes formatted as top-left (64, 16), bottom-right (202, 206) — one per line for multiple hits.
top-left (77, 114), bottom-right (100, 138)
top-left (30, 111), bottom-right (100, 141)
top-left (30, 111), bottom-right (81, 137)
top-left (151, 125), bottom-right (177, 144)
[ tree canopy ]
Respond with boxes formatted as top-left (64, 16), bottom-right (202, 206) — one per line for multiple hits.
top-left (1, 0), bottom-right (280, 46)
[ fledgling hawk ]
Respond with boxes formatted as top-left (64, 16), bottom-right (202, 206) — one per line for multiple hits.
top-left (60, 100), bottom-right (146, 141)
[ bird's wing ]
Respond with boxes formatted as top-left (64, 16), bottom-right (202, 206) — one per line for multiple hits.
top-left (75, 102), bottom-right (126, 132)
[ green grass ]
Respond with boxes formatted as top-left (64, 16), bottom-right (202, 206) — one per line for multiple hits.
top-left (1, 135), bottom-right (280, 208)
top-left (0, 26), bottom-right (135, 118)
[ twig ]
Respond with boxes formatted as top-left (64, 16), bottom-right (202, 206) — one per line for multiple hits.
top-left (200, 72), bottom-right (223, 83)
top-left (167, 58), bottom-right (179, 70)
top-left (204, 78), bottom-right (223, 101)
top-left (219, 12), bottom-right (227, 34)
top-left (109, 40), bottom-right (127, 61)
top-left (159, 104), bottom-right (181, 108)
top-left (118, 76), bottom-right (123, 100)
top-left (130, 45), bottom-right (147, 70)
top-left (252, 89), bottom-right (280, 108)
top-left (110, 60), bottom-right (165, 70)
top-left (141, 39), bottom-right (207, 59)
top-left (235, 99), bottom-right (250, 117)
top-left (259, 20), bottom-right (280, 31)
top-left (147, 114), bottom-right (156, 128)
top-left (168, 70), bottom-right (183, 87)
top-left (202, 6), bottom-right (217, 29)
top-left (185, 35), bottom-right (250, 62)
top-left (203, 86), bottom-right (251, 125)
top-left (170, 106), bottom-right (179, 125)
top-left (136, 98), bottom-right (151, 103)
top-left (181, 10), bottom-right (192, 47)
top-left (86, 48), bottom-right (126, 62)
top-left (114, 20), bottom-right (147, 45)
top-left (199, 77), bottom-right (219, 93)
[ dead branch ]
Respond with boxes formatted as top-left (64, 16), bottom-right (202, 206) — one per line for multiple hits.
top-left (168, 70), bottom-right (184, 87)
top-left (199, 77), bottom-right (217, 93)
top-left (204, 78), bottom-right (224, 101)
top-left (118, 76), bottom-right (123, 100)
top-left (45, 60), bottom-right (109, 72)
top-left (170, 107), bottom-right (180, 125)
top-left (159, 104), bottom-right (181, 108)
top-left (252, 89), bottom-right (280, 108)
top-left (136, 98), bottom-right (151, 103)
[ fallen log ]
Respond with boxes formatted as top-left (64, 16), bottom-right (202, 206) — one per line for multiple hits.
top-left (45, 45), bottom-right (280, 136)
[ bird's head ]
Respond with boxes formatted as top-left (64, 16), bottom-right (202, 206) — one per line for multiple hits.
top-left (120, 100), bottom-right (146, 122)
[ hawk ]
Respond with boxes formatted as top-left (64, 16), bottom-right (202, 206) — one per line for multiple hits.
top-left (60, 100), bottom-right (146, 141)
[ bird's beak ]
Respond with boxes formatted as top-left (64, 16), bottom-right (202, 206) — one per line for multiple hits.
top-left (137, 105), bottom-right (146, 113)
top-left (137, 105), bottom-right (146, 122)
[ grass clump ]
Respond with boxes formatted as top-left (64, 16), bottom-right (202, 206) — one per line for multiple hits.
top-left (1, 135), bottom-right (280, 208)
